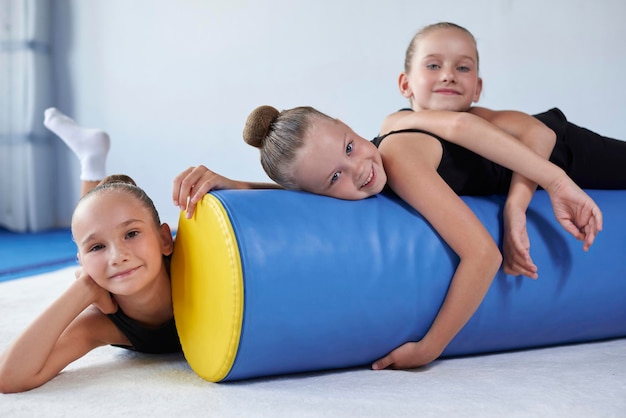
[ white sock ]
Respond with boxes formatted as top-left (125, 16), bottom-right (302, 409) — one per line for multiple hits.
top-left (44, 107), bottom-right (110, 181)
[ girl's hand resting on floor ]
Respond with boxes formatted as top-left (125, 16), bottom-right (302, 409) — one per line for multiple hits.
top-left (371, 340), bottom-right (442, 371)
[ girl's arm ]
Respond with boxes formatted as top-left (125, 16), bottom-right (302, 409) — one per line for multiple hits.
top-left (470, 107), bottom-right (557, 278)
top-left (172, 165), bottom-right (281, 218)
top-left (0, 271), bottom-right (125, 393)
top-left (372, 132), bottom-right (502, 369)
top-left (381, 110), bottom-right (602, 252)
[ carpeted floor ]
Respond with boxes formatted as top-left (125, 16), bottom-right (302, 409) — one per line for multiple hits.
top-left (1, 267), bottom-right (625, 417)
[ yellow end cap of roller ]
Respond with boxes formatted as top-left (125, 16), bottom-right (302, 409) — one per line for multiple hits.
top-left (171, 194), bottom-right (243, 382)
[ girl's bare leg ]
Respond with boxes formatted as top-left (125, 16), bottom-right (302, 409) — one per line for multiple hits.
top-left (80, 181), bottom-right (101, 197)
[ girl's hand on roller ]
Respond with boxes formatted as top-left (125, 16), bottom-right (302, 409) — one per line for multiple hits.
top-left (502, 206), bottom-right (538, 279)
top-left (172, 165), bottom-right (243, 219)
top-left (547, 178), bottom-right (603, 251)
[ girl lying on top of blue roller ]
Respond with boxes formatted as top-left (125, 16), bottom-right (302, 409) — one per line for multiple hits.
top-left (173, 22), bottom-right (624, 374)
top-left (174, 103), bottom-right (610, 372)
top-left (388, 21), bottom-right (626, 278)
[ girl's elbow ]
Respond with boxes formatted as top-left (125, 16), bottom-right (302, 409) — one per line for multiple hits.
top-left (477, 242), bottom-right (503, 277)
top-left (0, 377), bottom-right (8, 394)
top-left (0, 376), bottom-right (38, 394)
top-left (445, 112), bottom-right (478, 139)
top-left (545, 129), bottom-right (557, 153)
top-left (460, 240), bottom-right (502, 281)
top-left (0, 363), bottom-right (37, 394)
top-left (529, 124), bottom-right (557, 151)
top-left (0, 382), bottom-right (20, 394)
top-left (0, 362), bottom-right (10, 393)
top-left (491, 248), bottom-right (504, 273)
top-left (0, 371), bottom-right (21, 394)
top-left (451, 111), bottom-right (473, 128)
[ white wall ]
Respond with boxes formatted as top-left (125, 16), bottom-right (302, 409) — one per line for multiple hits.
top-left (50, 0), bottom-right (626, 228)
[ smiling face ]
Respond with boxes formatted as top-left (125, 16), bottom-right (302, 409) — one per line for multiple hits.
top-left (400, 27), bottom-right (482, 111)
top-left (71, 190), bottom-right (172, 296)
top-left (291, 117), bottom-right (387, 200)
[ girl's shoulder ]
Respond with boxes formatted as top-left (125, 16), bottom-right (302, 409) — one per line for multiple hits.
top-left (77, 306), bottom-right (129, 345)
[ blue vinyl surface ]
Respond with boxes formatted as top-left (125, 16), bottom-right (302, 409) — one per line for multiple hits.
top-left (206, 189), bottom-right (626, 381)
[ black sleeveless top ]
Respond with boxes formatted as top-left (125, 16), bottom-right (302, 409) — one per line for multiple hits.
top-left (372, 128), bottom-right (512, 195)
top-left (107, 307), bottom-right (182, 354)
top-left (371, 108), bottom-right (574, 196)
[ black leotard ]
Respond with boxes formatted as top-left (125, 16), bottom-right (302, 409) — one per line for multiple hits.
top-left (372, 108), bottom-right (626, 195)
top-left (107, 308), bottom-right (181, 354)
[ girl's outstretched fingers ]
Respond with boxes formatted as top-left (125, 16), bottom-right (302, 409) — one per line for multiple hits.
top-left (172, 166), bottom-right (195, 211)
top-left (582, 206), bottom-right (602, 251)
top-left (172, 165), bottom-right (213, 218)
top-left (372, 354), bottom-right (393, 371)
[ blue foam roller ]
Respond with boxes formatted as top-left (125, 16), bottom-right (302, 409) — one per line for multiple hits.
top-left (171, 189), bottom-right (626, 382)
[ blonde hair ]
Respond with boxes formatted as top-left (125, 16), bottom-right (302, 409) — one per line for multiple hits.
top-left (404, 22), bottom-right (479, 74)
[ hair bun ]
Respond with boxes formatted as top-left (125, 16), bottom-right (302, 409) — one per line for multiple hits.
top-left (243, 105), bottom-right (280, 148)
top-left (99, 174), bottom-right (137, 187)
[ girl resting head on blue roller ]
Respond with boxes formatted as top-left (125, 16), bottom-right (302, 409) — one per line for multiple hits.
top-left (0, 109), bottom-right (180, 393)
top-left (173, 104), bottom-right (602, 372)
top-left (393, 21), bottom-right (626, 278)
